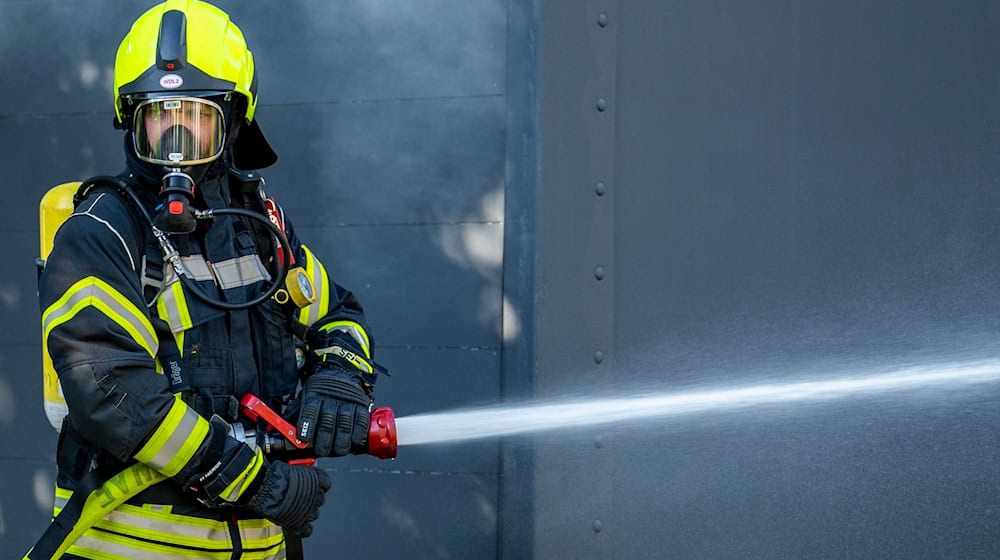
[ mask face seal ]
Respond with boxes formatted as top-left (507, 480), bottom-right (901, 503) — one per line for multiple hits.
top-left (132, 96), bottom-right (225, 167)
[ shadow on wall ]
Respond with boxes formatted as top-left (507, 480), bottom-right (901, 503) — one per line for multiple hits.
top-left (433, 185), bottom-right (515, 342)
top-left (0, 342), bottom-right (61, 544)
top-left (379, 474), bottom-right (497, 557)
top-left (57, 61), bottom-right (114, 101)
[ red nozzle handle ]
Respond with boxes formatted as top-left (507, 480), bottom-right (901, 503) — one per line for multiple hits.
top-left (367, 407), bottom-right (397, 459)
top-left (239, 394), bottom-right (308, 449)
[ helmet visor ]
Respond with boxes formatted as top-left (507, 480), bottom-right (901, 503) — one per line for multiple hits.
top-left (133, 97), bottom-right (225, 166)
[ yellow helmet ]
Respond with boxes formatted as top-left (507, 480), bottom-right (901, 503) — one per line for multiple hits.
top-left (114, 0), bottom-right (258, 126)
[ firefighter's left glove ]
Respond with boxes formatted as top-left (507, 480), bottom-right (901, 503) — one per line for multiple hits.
top-left (246, 460), bottom-right (332, 538)
top-left (296, 366), bottom-right (371, 457)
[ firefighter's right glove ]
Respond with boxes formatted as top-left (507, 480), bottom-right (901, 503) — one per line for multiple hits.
top-left (246, 460), bottom-right (332, 538)
top-left (296, 366), bottom-right (372, 457)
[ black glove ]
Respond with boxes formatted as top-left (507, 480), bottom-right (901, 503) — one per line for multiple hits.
top-left (246, 461), bottom-right (332, 538)
top-left (297, 366), bottom-right (371, 457)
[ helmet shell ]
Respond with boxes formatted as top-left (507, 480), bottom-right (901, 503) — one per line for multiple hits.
top-left (114, 0), bottom-right (258, 126)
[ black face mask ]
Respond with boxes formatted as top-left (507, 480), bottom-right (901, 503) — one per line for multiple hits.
top-left (157, 125), bottom-right (197, 162)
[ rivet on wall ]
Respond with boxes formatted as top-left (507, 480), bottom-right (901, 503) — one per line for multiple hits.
top-left (594, 265), bottom-right (606, 280)
top-left (597, 12), bottom-right (609, 27)
top-left (596, 97), bottom-right (608, 112)
top-left (595, 181), bottom-right (606, 196)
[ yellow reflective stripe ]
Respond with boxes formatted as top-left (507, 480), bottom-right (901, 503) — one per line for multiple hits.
top-left (176, 330), bottom-right (185, 359)
top-left (155, 298), bottom-right (186, 359)
top-left (155, 284), bottom-right (170, 328)
top-left (221, 448), bottom-right (265, 503)
top-left (318, 320), bottom-right (371, 359)
top-left (70, 531), bottom-right (232, 560)
top-left (54, 463), bottom-right (167, 560)
top-left (74, 529), bottom-right (284, 560)
top-left (54, 486), bottom-right (72, 516)
top-left (237, 518), bottom-right (287, 554)
top-left (93, 504), bottom-right (232, 552)
top-left (101, 505), bottom-right (283, 551)
top-left (55, 489), bottom-right (285, 555)
top-left (297, 245), bottom-right (330, 327)
top-left (156, 277), bottom-right (193, 333)
top-left (243, 543), bottom-right (287, 560)
top-left (318, 345), bottom-right (373, 374)
top-left (349, 354), bottom-right (373, 373)
top-left (66, 513), bottom-right (284, 560)
top-left (43, 276), bottom-right (158, 358)
top-left (173, 281), bottom-right (192, 331)
top-left (133, 396), bottom-right (208, 477)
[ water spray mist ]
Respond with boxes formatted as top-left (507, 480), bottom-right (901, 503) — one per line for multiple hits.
top-left (392, 359), bottom-right (1000, 446)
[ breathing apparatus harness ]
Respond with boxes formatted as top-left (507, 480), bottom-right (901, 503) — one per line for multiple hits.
top-left (77, 172), bottom-right (292, 312)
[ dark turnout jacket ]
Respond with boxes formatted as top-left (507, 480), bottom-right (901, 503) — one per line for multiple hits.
top-left (38, 169), bottom-right (375, 559)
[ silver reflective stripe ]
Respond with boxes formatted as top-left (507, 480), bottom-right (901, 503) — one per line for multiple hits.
top-left (240, 527), bottom-right (283, 546)
top-left (178, 255), bottom-right (215, 282)
top-left (53, 494), bottom-right (69, 511)
top-left (71, 517), bottom-right (284, 559)
top-left (158, 277), bottom-right (187, 333)
top-left (73, 535), bottom-right (209, 560)
top-left (104, 508), bottom-right (231, 543)
top-left (211, 255), bottom-right (271, 289)
top-left (42, 281), bottom-right (158, 357)
top-left (238, 520), bottom-right (286, 549)
top-left (175, 254), bottom-right (270, 289)
top-left (164, 263), bottom-right (178, 284)
top-left (325, 323), bottom-right (370, 357)
top-left (144, 406), bottom-right (200, 472)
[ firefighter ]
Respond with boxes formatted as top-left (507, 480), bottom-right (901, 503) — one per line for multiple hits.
top-left (31, 1), bottom-right (379, 558)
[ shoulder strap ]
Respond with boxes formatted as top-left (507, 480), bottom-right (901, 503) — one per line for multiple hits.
top-left (74, 174), bottom-right (154, 214)
top-left (25, 463), bottom-right (165, 560)
top-left (228, 168), bottom-right (292, 266)
top-left (76, 175), bottom-right (166, 302)
top-left (74, 175), bottom-right (190, 393)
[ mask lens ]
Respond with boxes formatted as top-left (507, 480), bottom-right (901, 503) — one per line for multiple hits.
top-left (133, 97), bottom-right (225, 166)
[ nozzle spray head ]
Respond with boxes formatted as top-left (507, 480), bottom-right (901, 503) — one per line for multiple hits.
top-left (367, 407), bottom-right (397, 459)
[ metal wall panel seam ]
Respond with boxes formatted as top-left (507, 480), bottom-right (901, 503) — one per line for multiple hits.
top-left (587, 1), bottom-right (619, 557)
top-left (500, 0), bottom-right (542, 556)
top-left (534, 0), bottom-right (618, 557)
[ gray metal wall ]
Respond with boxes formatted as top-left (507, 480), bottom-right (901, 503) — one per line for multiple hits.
top-left (0, 1), bottom-right (519, 558)
top-left (6, 1), bottom-right (1000, 559)
top-left (534, 1), bottom-right (1000, 559)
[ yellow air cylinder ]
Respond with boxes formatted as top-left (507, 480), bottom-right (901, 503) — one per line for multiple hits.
top-left (39, 182), bottom-right (81, 431)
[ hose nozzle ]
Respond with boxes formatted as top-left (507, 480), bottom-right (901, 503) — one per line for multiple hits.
top-left (239, 394), bottom-right (398, 461)
top-left (367, 407), bottom-right (397, 459)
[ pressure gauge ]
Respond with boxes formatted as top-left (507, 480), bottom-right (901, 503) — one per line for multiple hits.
top-left (284, 266), bottom-right (316, 308)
